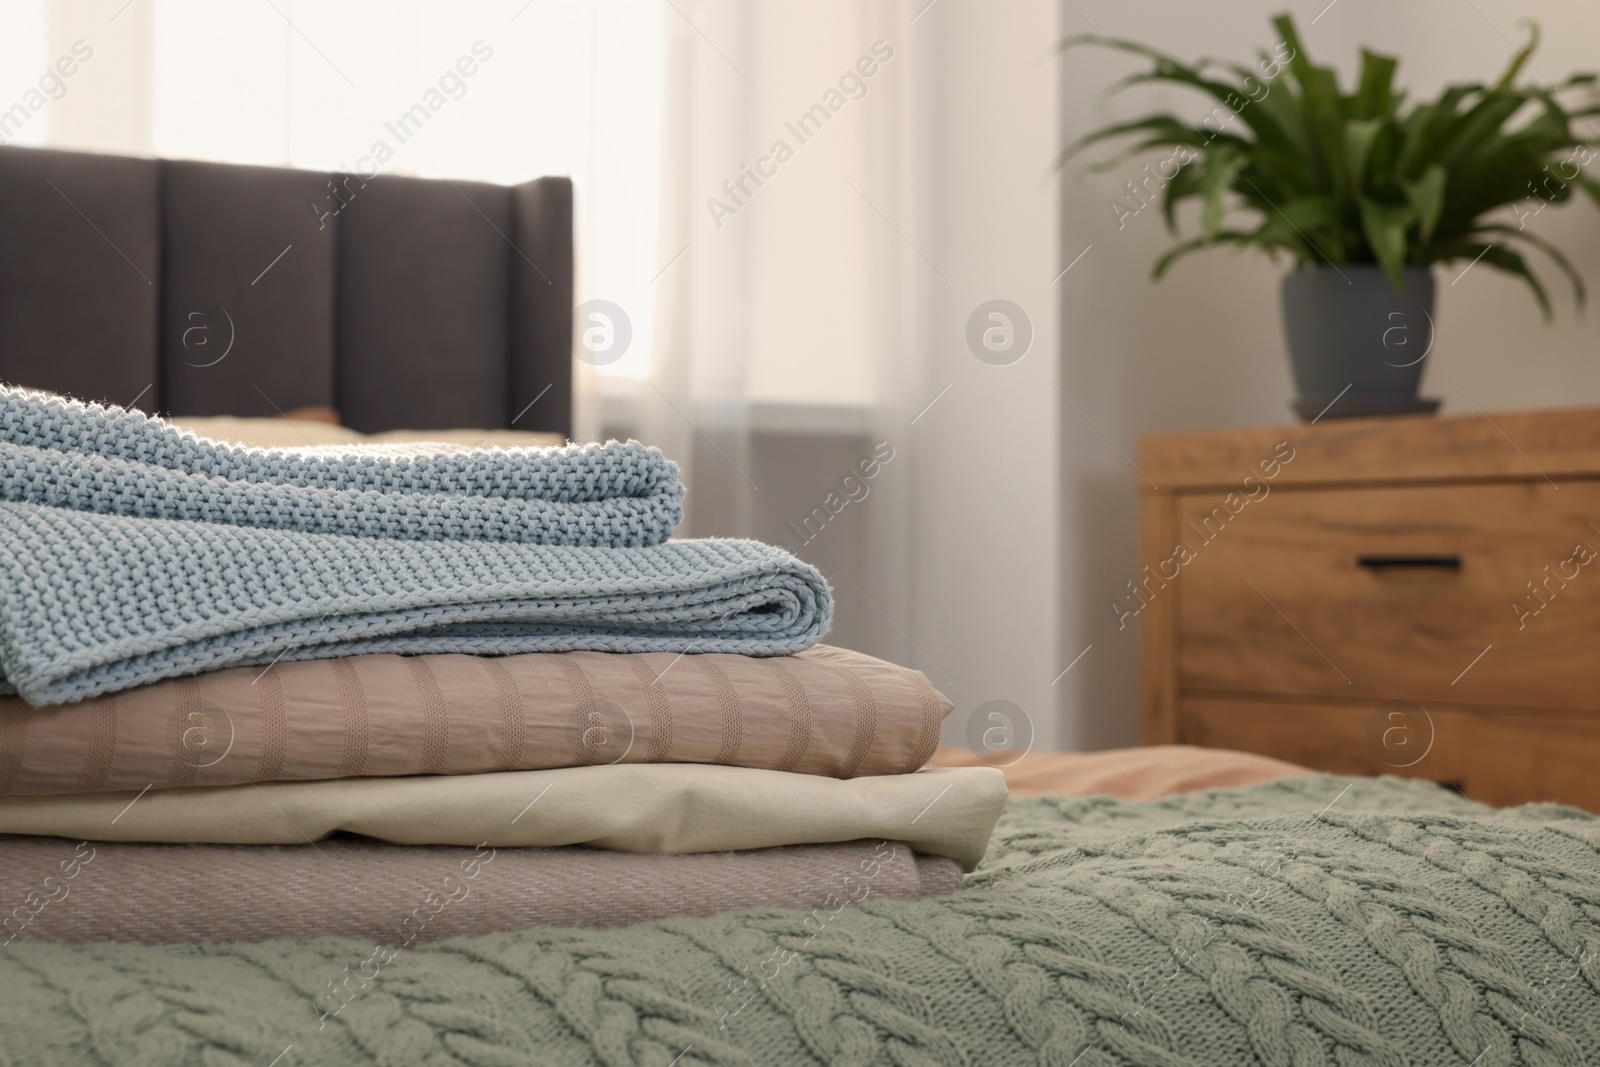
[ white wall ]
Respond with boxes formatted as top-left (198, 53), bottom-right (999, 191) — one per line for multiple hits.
top-left (1055, 0), bottom-right (1600, 750)
top-left (909, 0), bottom-right (1063, 752)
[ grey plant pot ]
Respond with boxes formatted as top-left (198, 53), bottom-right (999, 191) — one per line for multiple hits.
top-left (1281, 265), bottom-right (1440, 420)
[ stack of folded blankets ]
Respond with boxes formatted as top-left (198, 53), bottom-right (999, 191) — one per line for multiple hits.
top-left (0, 386), bottom-right (1006, 950)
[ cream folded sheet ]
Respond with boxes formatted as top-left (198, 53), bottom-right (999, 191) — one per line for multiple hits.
top-left (0, 764), bottom-right (1007, 870)
top-left (0, 837), bottom-right (960, 943)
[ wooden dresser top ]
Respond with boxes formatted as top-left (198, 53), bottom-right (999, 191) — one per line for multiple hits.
top-left (1138, 407), bottom-right (1600, 491)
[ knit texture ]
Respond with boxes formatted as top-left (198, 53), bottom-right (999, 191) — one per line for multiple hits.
top-left (0, 505), bottom-right (832, 705)
top-left (0, 386), bottom-right (684, 547)
top-left (5, 774), bottom-right (1600, 1065)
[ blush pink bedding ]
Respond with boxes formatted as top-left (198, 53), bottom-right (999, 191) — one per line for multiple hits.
top-left (927, 743), bottom-right (1311, 799)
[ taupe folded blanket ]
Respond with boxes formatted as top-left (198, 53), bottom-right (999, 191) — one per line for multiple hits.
top-left (0, 645), bottom-right (948, 795)
top-left (0, 836), bottom-right (958, 945)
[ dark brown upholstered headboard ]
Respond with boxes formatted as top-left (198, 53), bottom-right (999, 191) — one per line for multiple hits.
top-left (0, 146), bottom-right (573, 436)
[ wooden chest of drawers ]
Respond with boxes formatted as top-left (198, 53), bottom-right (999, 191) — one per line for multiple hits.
top-left (1137, 407), bottom-right (1600, 810)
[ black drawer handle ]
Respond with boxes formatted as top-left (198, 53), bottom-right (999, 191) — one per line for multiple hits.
top-left (1357, 555), bottom-right (1461, 571)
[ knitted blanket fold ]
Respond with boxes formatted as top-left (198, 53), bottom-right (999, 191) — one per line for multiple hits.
top-left (0, 386), bottom-right (684, 547)
top-left (6, 775), bottom-right (1600, 1066)
top-left (0, 505), bottom-right (831, 705)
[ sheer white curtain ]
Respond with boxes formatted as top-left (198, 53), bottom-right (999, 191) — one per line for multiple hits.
top-left (643, 0), bottom-right (921, 551)
top-left (640, 0), bottom-right (1065, 750)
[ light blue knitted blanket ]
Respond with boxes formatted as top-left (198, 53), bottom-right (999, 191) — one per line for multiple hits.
top-left (0, 390), bottom-right (831, 706)
top-left (0, 387), bottom-right (684, 547)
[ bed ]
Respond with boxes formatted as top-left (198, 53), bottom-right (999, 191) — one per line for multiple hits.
top-left (9, 765), bottom-right (1600, 1065)
top-left (0, 144), bottom-right (572, 437)
top-left (3, 148), bottom-right (1600, 1065)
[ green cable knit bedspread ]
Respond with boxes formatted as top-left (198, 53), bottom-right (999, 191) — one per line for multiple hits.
top-left (4, 775), bottom-right (1599, 1066)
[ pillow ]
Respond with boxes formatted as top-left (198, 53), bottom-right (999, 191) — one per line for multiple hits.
top-left (167, 415), bottom-right (565, 451)
top-left (280, 406), bottom-right (341, 425)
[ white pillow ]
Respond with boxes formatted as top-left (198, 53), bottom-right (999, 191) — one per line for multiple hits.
top-left (167, 416), bottom-right (565, 451)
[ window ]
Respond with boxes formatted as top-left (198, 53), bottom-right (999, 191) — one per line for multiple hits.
top-left (0, 0), bottom-right (50, 149)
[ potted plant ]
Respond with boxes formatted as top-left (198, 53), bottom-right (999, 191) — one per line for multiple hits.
top-left (1059, 15), bottom-right (1600, 419)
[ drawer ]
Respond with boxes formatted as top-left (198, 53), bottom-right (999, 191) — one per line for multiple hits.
top-left (1183, 697), bottom-right (1600, 810)
top-left (1174, 482), bottom-right (1600, 711)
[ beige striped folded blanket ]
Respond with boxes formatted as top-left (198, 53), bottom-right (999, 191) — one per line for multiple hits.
top-left (0, 645), bottom-right (948, 795)
top-left (0, 836), bottom-right (958, 944)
